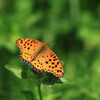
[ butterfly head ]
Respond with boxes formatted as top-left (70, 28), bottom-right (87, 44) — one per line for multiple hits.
top-left (46, 42), bottom-right (50, 46)
top-left (43, 42), bottom-right (50, 48)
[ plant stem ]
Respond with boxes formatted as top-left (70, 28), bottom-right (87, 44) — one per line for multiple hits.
top-left (38, 84), bottom-right (43, 100)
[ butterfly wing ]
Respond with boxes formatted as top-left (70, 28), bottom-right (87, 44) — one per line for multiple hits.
top-left (16, 38), bottom-right (43, 62)
top-left (30, 48), bottom-right (64, 78)
top-left (16, 38), bottom-right (64, 78)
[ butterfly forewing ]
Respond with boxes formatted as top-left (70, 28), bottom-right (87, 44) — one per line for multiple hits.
top-left (16, 38), bottom-right (43, 62)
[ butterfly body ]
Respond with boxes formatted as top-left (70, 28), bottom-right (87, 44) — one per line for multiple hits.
top-left (16, 38), bottom-right (64, 78)
top-left (30, 42), bottom-right (50, 62)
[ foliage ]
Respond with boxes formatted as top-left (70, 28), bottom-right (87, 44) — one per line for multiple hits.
top-left (0, 0), bottom-right (100, 100)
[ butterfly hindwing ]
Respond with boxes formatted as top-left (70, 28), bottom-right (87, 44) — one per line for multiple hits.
top-left (30, 48), bottom-right (64, 78)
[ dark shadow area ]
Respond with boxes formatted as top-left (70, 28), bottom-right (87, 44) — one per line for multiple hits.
top-left (55, 27), bottom-right (84, 53)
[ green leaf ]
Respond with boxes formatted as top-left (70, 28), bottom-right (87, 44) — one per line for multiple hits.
top-left (42, 73), bottom-right (72, 85)
top-left (60, 78), bottom-right (75, 84)
top-left (5, 65), bottom-right (22, 79)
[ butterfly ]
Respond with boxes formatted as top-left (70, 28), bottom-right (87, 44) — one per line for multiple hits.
top-left (16, 38), bottom-right (64, 78)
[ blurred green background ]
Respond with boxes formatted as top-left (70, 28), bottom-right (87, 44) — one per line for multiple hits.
top-left (0, 0), bottom-right (100, 100)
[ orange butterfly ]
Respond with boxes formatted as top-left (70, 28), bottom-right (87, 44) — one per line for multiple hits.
top-left (16, 38), bottom-right (64, 78)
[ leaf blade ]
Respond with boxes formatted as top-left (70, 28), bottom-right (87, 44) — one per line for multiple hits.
top-left (5, 65), bottom-right (22, 79)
